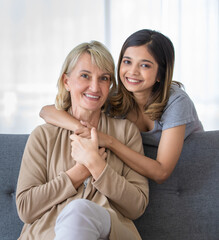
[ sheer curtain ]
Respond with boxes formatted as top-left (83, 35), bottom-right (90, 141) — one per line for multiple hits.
top-left (0, 0), bottom-right (218, 133)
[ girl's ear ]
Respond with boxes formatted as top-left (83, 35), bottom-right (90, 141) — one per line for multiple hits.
top-left (63, 74), bottom-right (70, 91)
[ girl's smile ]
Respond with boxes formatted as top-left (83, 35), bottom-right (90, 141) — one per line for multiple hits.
top-left (120, 45), bottom-right (159, 99)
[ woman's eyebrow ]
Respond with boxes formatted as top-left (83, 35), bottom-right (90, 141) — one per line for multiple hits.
top-left (80, 70), bottom-right (91, 73)
top-left (80, 70), bottom-right (110, 76)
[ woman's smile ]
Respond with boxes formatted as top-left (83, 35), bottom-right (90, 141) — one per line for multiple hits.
top-left (63, 53), bottom-right (110, 113)
top-left (83, 93), bottom-right (100, 100)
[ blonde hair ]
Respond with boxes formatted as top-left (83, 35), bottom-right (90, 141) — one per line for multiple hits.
top-left (55, 41), bottom-right (116, 111)
top-left (108, 29), bottom-right (182, 121)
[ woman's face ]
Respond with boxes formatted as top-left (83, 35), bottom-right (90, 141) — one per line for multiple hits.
top-left (119, 45), bottom-right (159, 99)
top-left (63, 53), bottom-right (111, 113)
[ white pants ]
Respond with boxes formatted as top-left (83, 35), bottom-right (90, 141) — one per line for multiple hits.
top-left (54, 199), bottom-right (111, 240)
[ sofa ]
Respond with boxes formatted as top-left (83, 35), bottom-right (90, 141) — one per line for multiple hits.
top-left (0, 130), bottom-right (218, 240)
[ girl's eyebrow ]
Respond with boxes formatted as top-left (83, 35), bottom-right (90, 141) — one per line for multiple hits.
top-left (142, 59), bottom-right (154, 64)
top-left (123, 56), bottom-right (154, 64)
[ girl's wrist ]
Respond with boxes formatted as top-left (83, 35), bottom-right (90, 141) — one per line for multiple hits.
top-left (98, 132), bottom-right (113, 149)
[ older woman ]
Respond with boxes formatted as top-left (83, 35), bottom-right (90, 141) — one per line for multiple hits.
top-left (16, 41), bottom-right (149, 240)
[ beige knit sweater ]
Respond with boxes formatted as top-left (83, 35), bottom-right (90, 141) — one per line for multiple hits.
top-left (16, 113), bottom-right (149, 240)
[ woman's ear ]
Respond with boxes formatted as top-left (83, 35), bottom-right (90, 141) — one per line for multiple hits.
top-left (63, 74), bottom-right (70, 91)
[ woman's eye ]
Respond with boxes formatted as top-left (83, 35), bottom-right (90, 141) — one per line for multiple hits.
top-left (81, 74), bottom-right (89, 79)
top-left (101, 76), bottom-right (110, 81)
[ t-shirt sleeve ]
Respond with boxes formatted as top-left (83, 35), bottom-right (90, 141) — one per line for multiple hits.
top-left (160, 90), bottom-right (198, 130)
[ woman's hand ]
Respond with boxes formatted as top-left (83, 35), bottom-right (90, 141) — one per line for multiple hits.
top-left (75, 121), bottom-right (111, 148)
top-left (70, 128), bottom-right (107, 179)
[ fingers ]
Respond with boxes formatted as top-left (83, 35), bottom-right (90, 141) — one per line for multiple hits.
top-left (98, 147), bottom-right (105, 155)
top-left (98, 147), bottom-right (107, 161)
top-left (70, 127), bottom-right (98, 146)
top-left (70, 134), bottom-right (77, 141)
top-left (80, 120), bottom-right (93, 128)
top-left (91, 128), bottom-right (98, 142)
top-left (74, 127), bottom-right (91, 138)
top-left (99, 148), bottom-right (107, 161)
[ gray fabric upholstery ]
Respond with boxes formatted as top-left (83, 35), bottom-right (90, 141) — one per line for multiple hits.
top-left (0, 134), bottom-right (27, 240)
top-left (0, 131), bottom-right (218, 240)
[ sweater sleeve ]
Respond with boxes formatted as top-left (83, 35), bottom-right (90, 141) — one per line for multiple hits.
top-left (16, 126), bottom-right (77, 224)
top-left (93, 120), bottom-right (149, 220)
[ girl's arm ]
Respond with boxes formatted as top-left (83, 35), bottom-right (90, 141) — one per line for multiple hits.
top-left (104, 125), bottom-right (186, 184)
top-left (40, 105), bottom-right (90, 137)
top-left (40, 105), bottom-right (185, 183)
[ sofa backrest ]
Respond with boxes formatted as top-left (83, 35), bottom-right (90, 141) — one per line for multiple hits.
top-left (0, 134), bottom-right (28, 239)
top-left (134, 130), bottom-right (219, 239)
top-left (0, 131), bottom-right (219, 240)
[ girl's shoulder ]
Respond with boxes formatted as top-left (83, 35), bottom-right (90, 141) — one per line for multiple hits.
top-left (169, 82), bottom-right (188, 98)
top-left (167, 83), bottom-right (192, 108)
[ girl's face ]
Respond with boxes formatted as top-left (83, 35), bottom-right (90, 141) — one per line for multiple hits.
top-left (63, 53), bottom-right (111, 114)
top-left (119, 45), bottom-right (159, 99)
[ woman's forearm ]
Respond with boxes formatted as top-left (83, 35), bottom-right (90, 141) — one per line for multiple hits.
top-left (66, 163), bottom-right (91, 189)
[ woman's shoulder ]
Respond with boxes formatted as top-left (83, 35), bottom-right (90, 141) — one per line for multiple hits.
top-left (105, 113), bottom-right (136, 127)
top-left (29, 123), bottom-right (63, 142)
top-left (100, 113), bottom-right (140, 138)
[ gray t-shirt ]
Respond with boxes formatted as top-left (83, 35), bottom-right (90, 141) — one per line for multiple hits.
top-left (141, 84), bottom-right (203, 147)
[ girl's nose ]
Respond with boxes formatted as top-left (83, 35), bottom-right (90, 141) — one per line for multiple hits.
top-left (129, 64), bottom-right (139, 75)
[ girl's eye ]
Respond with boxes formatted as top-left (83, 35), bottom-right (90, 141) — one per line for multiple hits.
top-left (123, 60), bottom-right (131, 64)
top-left (141, 64), bottom-right (150, 68)
top-left (81, 74), bottom-right (89, 79)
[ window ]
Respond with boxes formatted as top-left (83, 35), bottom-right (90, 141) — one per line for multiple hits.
top-left (1, 0), bottom-right (218, 133)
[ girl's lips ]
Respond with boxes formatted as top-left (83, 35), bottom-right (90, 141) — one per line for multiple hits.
top-left (126, 77), bottom-right (143, 84)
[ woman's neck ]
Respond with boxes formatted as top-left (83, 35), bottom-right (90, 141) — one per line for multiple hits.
top-left (71, 107), bottom-right (101, 128)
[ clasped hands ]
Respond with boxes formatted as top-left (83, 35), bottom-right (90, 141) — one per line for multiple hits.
top-left (70, 121), bottom-right (107, 178)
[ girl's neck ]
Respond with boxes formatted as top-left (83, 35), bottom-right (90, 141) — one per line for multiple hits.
top-left (133, 91), bottom-right (151, 110)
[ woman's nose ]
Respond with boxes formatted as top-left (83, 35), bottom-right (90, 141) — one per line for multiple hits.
top-left (89, 79), bottom-right (100, 92)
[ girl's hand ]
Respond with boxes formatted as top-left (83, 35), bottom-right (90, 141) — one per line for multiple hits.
top-left (98, 147), bottom-right (107, 161)
top-left (74, 121), bottom-right (91, 138)
top-left (75, 121), bottom-right (110, 148)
